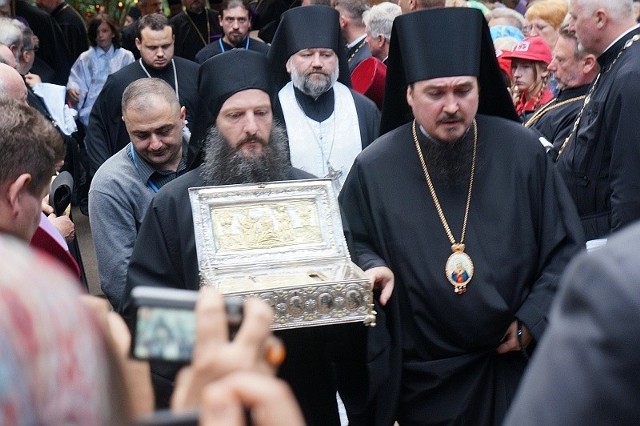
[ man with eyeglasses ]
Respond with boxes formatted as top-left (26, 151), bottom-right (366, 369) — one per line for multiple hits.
top-left (194, 0), bottom-right (269, 64)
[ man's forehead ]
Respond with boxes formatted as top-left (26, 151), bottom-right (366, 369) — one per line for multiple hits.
top-left (140, 26), bottom-right (173, 40)
top-left (219, 89), bottom-right (272, 110)
top-left (294, 48), bottom-right (336, 56)
top-left (418, 76), bottom-right (478, 88)
top-left (222, 6), bottom-right (249, 17)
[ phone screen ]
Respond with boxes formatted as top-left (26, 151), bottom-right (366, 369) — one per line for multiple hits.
top-left (133, 305), bottom-right (196, 363)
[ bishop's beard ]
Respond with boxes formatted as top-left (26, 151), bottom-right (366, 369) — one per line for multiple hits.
top-left (200, 121), bottom-right (291, 186)
top-left (420, 125), bottom-right (474, 188)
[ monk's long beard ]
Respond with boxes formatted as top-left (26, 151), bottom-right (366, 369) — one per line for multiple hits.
top-left (420, 125), bottom-right (474, 188)
top-left (200, 122), bottom-right (290, 186)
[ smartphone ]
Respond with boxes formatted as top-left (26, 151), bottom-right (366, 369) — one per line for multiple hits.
top-left (130, 286), bottom-right (243, 363)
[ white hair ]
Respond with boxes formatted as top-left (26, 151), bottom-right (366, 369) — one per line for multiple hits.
top-left (362, 2), bottom-right (402, 41)
top-left (575, 0), bottom-right (633, 22)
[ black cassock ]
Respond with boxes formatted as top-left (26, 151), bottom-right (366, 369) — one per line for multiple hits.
top-left (84, 57), bottom-right (198, 175)
top-left (339, 115), bottom-right (584, 425)
top-left (556, 27), bottom-right (640, 241)
top-left (170, 9), bottom-right (222, 62)
top-left (120, 167), bottom-right (369, 426)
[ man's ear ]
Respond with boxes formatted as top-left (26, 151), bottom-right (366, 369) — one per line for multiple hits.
top-left (406, 84), bottom-right (414, 108)
top-left (409, 0), bottom-right (417, 11)
top-left (594, 9), bottom-right (607, 29)
top-left (6, 174), bottom-right (32, 214)
top-left (339, 14), bottom-right (347, 29)
top-left (285, 57), bottom-right (293, 74)
top-left (582, 54), bottom-right (597, 74)
top-left (135, 37), bottom-right (142, 51)
top-left (179, 106), bottom-right (187, 124)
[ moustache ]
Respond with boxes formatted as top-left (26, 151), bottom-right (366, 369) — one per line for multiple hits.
top-left (236, 136), bottom-right (268, 150)
top-left (437, 113), bottom-right (464, 124)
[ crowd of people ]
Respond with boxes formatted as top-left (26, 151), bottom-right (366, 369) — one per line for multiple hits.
top-left (2, 0), bottom-right (640, 424)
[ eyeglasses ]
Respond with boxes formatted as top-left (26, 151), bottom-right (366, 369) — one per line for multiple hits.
top-left (25, 46), bottom-right (39, 52)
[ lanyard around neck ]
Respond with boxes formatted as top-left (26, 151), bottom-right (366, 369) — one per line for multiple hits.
top-left (218, 36), bottom-right (250, 52)
top-left (129, 144), bottom-right (160, 193)
top-left (138, 58), bottom-right (179, 101)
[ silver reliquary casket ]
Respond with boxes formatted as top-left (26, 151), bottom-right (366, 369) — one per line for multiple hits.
top-left (189, 179), bottom-right (376, 330)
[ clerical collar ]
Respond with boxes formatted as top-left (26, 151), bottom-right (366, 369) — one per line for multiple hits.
top-left (347, 33), bottom-right (366, 49)
top-left (293, 85), bottom-right (334, 122)
top-left (598, 25), bottom-right (640, 69)
top-left (556, 84), bottom-right (590, 102)
top-left (218, 37), bottom-right (250, 52)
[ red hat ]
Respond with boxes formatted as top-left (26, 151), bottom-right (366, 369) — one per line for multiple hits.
top-left (502, 36), bottom-right (552, 65)
top-left (495, 48), bottom-right (512, 78)
top-left (351, 57), bottom-right (387, 110)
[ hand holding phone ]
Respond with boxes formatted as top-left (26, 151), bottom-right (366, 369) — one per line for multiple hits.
top-left (170, 288), bottom-right (281, 411)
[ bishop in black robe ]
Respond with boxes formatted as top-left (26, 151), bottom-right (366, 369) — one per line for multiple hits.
top-left (84, 57), bottom-right (198, 175)
top-left (339, 114), bottom-right (585, 425)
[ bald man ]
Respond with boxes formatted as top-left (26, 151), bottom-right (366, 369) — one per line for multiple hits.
top-left (0, 43), bottom-right (16, 68)
top-left (0, 62), bottom-right (27, 102)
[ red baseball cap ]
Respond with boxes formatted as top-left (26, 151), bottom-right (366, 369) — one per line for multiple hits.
top-left (502, 36), bottom-right (552, 65)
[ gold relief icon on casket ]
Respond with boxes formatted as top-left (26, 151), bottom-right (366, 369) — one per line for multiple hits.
top-left (190, 179), bottom-right (376, 330)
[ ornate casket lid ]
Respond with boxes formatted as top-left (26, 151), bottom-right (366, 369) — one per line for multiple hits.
top-left (189, 179), bottom-right (349, 274)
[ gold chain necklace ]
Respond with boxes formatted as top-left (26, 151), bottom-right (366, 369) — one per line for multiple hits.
top-left (524, 95), bottom-right (586, 128)
top-left (557, 33), bottom-right (640, 157)
top-left (184, 9), bottom-right (211, 48)
top-left (412, 119), bottom-right (477, 295)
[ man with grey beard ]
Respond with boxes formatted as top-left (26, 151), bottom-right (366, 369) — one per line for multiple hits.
top-left (121, 51), bottom-right (365, 425)
top-left (268, 5), bottom-right (380, 192)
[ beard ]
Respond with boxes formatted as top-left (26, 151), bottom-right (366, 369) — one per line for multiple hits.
top-left (200, 121), bottom-right (291, 186)
top-left (290, 64), bottom-right (339, 99)
top-left (419, 124), bottom-right (474, 188)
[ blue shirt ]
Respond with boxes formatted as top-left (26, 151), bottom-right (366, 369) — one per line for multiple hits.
top-left (67, 45), bottom-right (135, 126)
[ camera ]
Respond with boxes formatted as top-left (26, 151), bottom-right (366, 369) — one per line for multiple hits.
top-left (130, 286), bottom-right (243, 363)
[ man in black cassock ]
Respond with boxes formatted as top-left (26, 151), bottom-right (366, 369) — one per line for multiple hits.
top-left (120, 50), bottom-right (365, 425)
top-left (84, 13), bottom-right (198, 176)
top-left (170, 0), bottom-right (222, 62)
top-left (36, 0), bottom-right (88, 64)
top-left (557, 0), bottom-right (640, 241)
top-left (13, 0), bottom-right (72, 85)
top-left (267, 5), bottom-right (380, 193)
top-left (120, 0), bottom-right (163, 60)
top-left (339, 8), bottom-right (585, 425)
top-left (194, 0), bottom-right (268, 64)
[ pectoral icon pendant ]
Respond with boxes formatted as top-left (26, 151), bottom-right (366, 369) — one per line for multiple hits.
top-left (445, 244), bottom-right (474, 295)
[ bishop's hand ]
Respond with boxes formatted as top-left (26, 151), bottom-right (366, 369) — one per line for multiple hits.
top-left (365, 266), bottom-right (395, 306)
